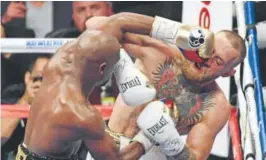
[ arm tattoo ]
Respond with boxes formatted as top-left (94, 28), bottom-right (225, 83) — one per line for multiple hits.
top-left (152, 58), bottom-right (217, 126)
top-left (167, 146), bottom-right (196, 160)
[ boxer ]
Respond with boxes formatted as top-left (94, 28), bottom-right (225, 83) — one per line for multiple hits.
top-left (16, 30), bottom-right (122, 160)
top-left (86, 13), bottom-right (246, 159)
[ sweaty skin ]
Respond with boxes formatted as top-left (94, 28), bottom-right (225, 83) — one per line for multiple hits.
top-left (23, 30), bottom-right (121, 160)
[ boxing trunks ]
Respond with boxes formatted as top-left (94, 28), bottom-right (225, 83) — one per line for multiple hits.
top-left (16, 144), bottom-right (79, 160)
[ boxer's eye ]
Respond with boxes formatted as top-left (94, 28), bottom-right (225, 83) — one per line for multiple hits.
top-left (32, 76), bottom-right (43, 82)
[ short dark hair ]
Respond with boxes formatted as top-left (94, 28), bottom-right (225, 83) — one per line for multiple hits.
top-left (1, 83), bottom-right (25, 104)
top-left (27, 54), bottom-right (52, 72)
top-left (218, 30), bottom-right (246, 67)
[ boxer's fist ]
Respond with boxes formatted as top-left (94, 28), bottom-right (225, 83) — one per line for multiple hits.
top-left (131, 131), bottom-right (154, 153)
top-left (85, 16), bottom-right (107, 28)
top-left (114, 49), bottom-right (156, 107)
top-left (151, 16), bottom-right (215, 63)
top-left (137, 101), bottom-right (185, 156)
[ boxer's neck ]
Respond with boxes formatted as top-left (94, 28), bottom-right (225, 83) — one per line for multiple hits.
top-left (58, 76), bottom-right (94, 104)
top-left (74, 71), bottom-right (99, 100)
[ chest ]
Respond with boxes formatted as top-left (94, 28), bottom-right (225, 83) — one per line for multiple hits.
top-left (149, 58), bottom-right (215, 127)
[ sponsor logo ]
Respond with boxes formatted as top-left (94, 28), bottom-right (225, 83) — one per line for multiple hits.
top-left (120, 76), bottom-right (142, 93)
top-left (188, 29), bottom-right (205, 48)
top-left (147, 116), bottom-right (168, 136)
top-left (199, 1), bottom-right (211, 29)
top-left (26, 40), bottom-right (64, 48)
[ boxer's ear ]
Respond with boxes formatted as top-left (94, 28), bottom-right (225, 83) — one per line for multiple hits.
top-left (25, 72), bottom-right (31, 85)
top-left (99, 62), bottom-right (107, 75)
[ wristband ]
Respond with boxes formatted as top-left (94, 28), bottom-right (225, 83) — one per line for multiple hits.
top-left (151, 16), bottom-right (181, 44)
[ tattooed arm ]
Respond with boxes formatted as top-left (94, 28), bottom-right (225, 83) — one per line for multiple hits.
top-left (123, 32), bottom-right (183, 59)
top-left (168, 90), bottom-right (231, 160)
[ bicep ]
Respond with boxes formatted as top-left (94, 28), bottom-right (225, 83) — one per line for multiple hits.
top-left (186, 123), bottom-right (216, 160)
top-left (186, 101), bottom-right (230, 159)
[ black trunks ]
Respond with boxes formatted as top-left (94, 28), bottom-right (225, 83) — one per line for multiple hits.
top-left (16, 144), bottom-right (79, 160)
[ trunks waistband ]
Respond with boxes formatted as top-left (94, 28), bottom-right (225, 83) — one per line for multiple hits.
top-left (16, 144), bottom-right (79, 160)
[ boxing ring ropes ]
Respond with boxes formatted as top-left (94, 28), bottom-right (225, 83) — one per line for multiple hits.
top-left (1, 2), bottom-right (265, 160)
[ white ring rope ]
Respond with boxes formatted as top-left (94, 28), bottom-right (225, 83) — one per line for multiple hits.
top-left (0, 29), bottom-right (265, 54)
top-left (1, 38), bottom-right (74, 53)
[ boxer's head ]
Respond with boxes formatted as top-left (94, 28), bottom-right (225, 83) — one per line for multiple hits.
top-left (187, 30), bottom-right (246, 84)
top-left (72, 1), bottom-right (113, 32)
top-left (80, 51), bottom-right (119, 95)
top-left (73, 30), bottom-right (120, 95)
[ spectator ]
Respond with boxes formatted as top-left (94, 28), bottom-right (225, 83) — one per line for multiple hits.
top-left (72, 1), bottom-right (113, 32)
top-left (1, 54), bottom-right (51, 160)
top-left (1, 52), bottom-right (40, 92)
top-left (0, 24), bottom-right (33, 90)
top-left (1, 1), bottom-right (53, 37)
top-left (1, 4), bottom-right (35, 38)
top-left (1, 24), bottom-right (6, 37)
top-left (45, 1), bottom-right (113, 38)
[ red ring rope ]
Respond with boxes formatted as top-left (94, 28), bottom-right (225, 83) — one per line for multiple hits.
top-left (229, 107), bottom-right (243, 160)
top-left (1, 104), bottom-right (113, 120)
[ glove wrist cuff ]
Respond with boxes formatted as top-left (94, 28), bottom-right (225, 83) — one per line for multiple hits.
top-left (151, 16), bottom-right (181, 44)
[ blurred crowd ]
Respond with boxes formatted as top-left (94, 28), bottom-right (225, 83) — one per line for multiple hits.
top-left (1, 1), bottom-right (266, 160)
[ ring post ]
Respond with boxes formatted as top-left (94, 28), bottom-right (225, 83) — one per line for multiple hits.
top-left (245, 2), bottom-right (266, 159)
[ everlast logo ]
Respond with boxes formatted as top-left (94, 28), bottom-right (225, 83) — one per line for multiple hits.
top-left (120, 76), bottom-right (141, 93)
top-left (147, 116), bottom-right (168, 136)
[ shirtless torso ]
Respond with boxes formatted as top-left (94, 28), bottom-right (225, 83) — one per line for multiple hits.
top-left (108, 33), bottom-right (232, 160)
top-left (21, 30), bottom-right (122, 160)
top-left (109, 44), bottom-right (229, 138)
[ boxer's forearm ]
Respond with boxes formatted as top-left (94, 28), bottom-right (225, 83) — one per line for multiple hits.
top-left (92, 12), bottom-right (154, 41)
top-left (111, 12), bottom-right (154, 35)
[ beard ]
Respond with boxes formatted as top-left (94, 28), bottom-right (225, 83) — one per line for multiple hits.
top-left (178, 59), bottom-right (219, 85)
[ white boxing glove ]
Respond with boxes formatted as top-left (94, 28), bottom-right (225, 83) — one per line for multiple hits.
top-left (137, 101), bottom-right (185, 156)
top-left (151, 16), bottom-right (215, 62)
top-left (114, 49), bottom-right (156, 107)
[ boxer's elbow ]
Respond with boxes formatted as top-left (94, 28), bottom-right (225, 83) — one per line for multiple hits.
top-left (192, 148), bottom-right (210, 160)
top-left (169, 146), bottom-right (208, 160)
